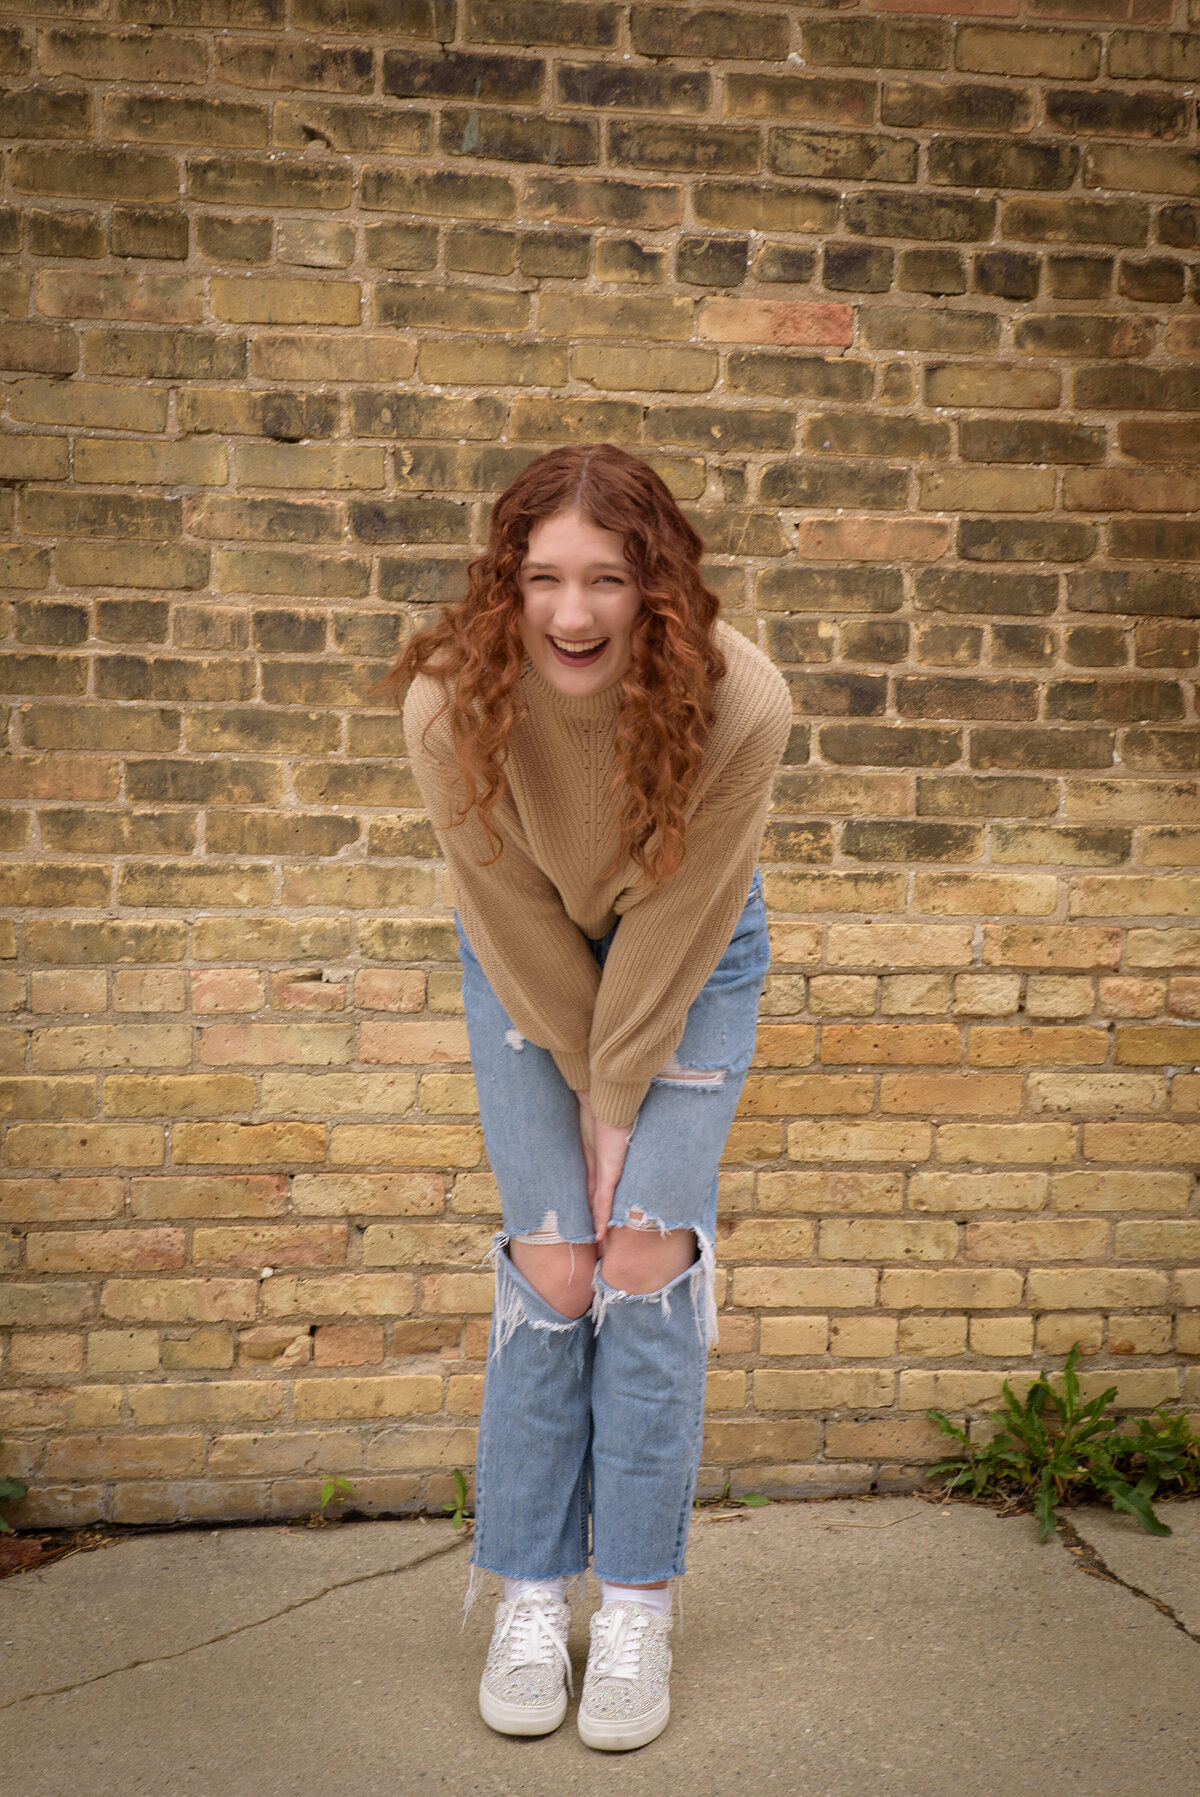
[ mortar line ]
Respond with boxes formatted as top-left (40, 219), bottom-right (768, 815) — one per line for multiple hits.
top-left (0, 1531), bottom-right (471, 1712)
top-left (1055, 1512), bottom-right (1200, 1648)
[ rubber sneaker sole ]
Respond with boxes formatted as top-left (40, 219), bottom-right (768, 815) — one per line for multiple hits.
top-left (577, 1690), bottom-right (669, 1752)
top-left (479, 1681), bottom-right (567, 1737)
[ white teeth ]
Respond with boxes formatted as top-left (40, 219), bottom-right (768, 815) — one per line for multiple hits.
top-left (550, 636), bottom-right (606, 654)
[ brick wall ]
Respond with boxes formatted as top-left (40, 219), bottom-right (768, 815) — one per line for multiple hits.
top-left (2, 0), bottom-right (1198, 1529)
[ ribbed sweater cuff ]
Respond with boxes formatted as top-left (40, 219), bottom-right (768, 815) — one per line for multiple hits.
top-left (552, 1048), bottom-right (593, 1093)
top-left (588, 1076), bottom-right (651, 1131)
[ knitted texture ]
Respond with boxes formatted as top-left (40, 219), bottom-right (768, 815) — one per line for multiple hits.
top-left (404, 621), bottom-right (792, 1127)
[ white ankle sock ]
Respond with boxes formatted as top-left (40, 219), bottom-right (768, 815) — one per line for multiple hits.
top-left (599, 1580), bottom-right (671, 1617)
top-left (504, 1576), bottom-right (568, 1604)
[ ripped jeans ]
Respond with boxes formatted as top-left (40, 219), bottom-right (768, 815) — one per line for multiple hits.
top-left (453, 867), bottom-right (770, 1588)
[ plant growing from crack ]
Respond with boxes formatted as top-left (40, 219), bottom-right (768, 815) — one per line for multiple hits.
top-left (319, 1476), bottom-right (353, 1515)
top-left (443, 1467), bottom-right (471, 1530)
top-left (0, 1437), bottom-right (27, 1534)
top-left (694, 1478), bottom-right (771, 1510)
top-left (924, 1341), bottom-right (1200, 1542)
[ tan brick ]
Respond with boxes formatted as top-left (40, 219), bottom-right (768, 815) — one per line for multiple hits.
top-left (421, 1272), bottom-right (494, 1314)
top-left (8, 1330), bottom-right (85, 1378)
top-left (898, 1314), bottom-right (968, 1356)
top-left (966, 1219), bottom-right (1109, 1261)
top-left (162, 1327), bottom-right (234, 1371)
top-left (968, 1026), bottom-right (1108, 1067)
top-left (826, 923), bottom-right (973, 969)
top-left (755, 1368), bottom-right (893, 1410)
top-left (101, 1277), bottom-right (257, 1324)
top-left (0, 1176), bottom-right (123, 1223)
top-left (1051, 1169), bottom-right (1190, 1212)
top-left (353, 969), bottom-right (426, 1012)
top-left (953, 974), bottom-right (1022, 1016)
top-left (129, 1382), bottom-right (286, 1426)
top-left (365, 1425), bottom-right (478, 1471)
top-left (27, 1227), bottom-right (185, 1273)
top-left (715, 1218), bottom-right (815, 1260)
top-left (983, 925), bottom-right (1121, 970)
top-left (208, 1430), bottom-right (363, 1477)
top-left (1083, 1121), bottom-right (1200, 1162)
top-left (290, 1173), bottom-right (444, 1216)
top-left (826, 1416), bottom-right (944, 1458)
top-left (908, 1171), bottom-right (1047, 1212)
top-left (259, 1272), bottom-right (414, 1319)
top-left (1025, 1268), bottom-right (1169, 1308)
top-left (881, 1269), bottom-right (1023, 1309)
top-left (807, 977), bottom-right (875, 1019)
top-left (705, 1369), bottom-right (746, 1410)
top-left (86, 1329), bottom-right (160, 1373)
top-left (1027, 1071), bottom-right (1165, 1115)
top-left (1114, 1220), bottom-right (1200, 1260)
top-left (0, 1385), bottom-right (121, 1429)
top-left (828, 1315), bottom-right (897, 1358)
top-left (936, 1122), bottom-right (1077, 1163)
top-left (105, 1074), bottom-right (258, 1119)
top-left (173, 1122), bottom-right (326, 1165)
top-left (759, 1314), bottom-right (828, 1355)
top-left (822, 1219), bottom-right (958, 1262)
top-left (730, 1267), bottom-right (876, 1308)
top-left (329, 1124), bottom-right (482, 1167)
top-left (898, 1368), bottom-right (1025, 1410)
top-left (1025, 976), bottom-right (1094, 1020)
top-left (1127, 929), bottom-right (1200, 969)
top-left (701, 1418), bottom-right (820, 1462)
top-left (879, 1073), bottom-right (1021, 1116)
top-left (361, 1222), bottom-right (493, 1266)
top-left (785, 1120), bottom-right (931, 1161)
top-left (4, 1122), bottom-right (165, 1169)
top-left (193, 1224), bottom-right (348, 1267)
top-left (292, 1374), bottom-right (441, 1420)
top-left (757, 1170), bottom-right (903, 1214)
top-left (313, 1324), bottom-right (383, 1368)
top-left (739, 1073), bottom-right (873, 1116)
top-left (1108, 1315), bottom-right (1172, 1355)
top-left (191, 969), bottom-right (265, 1012)
top-left (43, 1433), bottom-right (204, 1481)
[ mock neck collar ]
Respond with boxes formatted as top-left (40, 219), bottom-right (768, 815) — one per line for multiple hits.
top-left (519, 656), bottom-right (624, 719)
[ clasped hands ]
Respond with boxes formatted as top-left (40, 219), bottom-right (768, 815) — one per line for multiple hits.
top-left (574, 1089), bottom-right (633, 1248)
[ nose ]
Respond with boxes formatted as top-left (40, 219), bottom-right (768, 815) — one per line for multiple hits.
top-left (550, 581), bottom-right (595, 632)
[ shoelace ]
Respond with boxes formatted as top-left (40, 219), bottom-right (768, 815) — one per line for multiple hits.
top-left (589, 1605), bottom-right (648, 1682)
top-left (496, 1587), bottom-right (574, 1696)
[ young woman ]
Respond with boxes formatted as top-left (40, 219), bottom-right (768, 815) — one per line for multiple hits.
top-left (382, 442), bottom-right (791, 1751)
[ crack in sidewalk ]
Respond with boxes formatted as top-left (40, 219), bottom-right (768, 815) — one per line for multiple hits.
top-left (1056, 1512), bottom-right (1200, 1648)
top-left (0, 1530), bottom-right (471, 1711)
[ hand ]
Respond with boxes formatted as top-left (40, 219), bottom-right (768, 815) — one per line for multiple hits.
top-left (574, 1090), bottom-right (633, 1248)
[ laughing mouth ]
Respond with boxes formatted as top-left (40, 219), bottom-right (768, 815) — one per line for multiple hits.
top-left (548, 635), bottom-right (608, 659)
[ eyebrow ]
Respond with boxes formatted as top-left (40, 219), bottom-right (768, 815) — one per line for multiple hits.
top-left (522, 560), bottom-right (632, 572)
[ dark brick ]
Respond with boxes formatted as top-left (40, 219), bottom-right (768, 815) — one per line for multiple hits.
top-left (364, 222), bottom-right (438, 270)
top-left (96, 599), bottom-right (170, 643)
top-left (990, 624), bottom-right (1055, 667)
top-left (915, 622), bottom-right (982, 667)
top-left (14, 601), bottom-right (89, 647)
top-left (1158, 202), bottom-right (1200, 247)
top-left (969, 728), bottom-right (1115, 772)
top-left (1012, 314), bottom-right (1153, 358)
top-left (973, 249), bottom-right (1039, 300)
top-left (727, 353), bottom-right (872, 402)
top-left (929, 137), bottom-right (1077, 190)
top-left (0, 86), bottom-right (91, 140)
top-left (111, 205), bottom-right (189, 260)
top-left (362, 167), bottom-right (515, 220)
top-left (1068, 569), bottom-right (1200, 619)
top-left (896, 676), bottom-right (1038, 721)
top-left (440, 108), bottom-right (596, 166)
top-left (820, 723), bottom-right (962, 768)
top-left (762, 819), bottom-right (832, 861)
top-left (899, 248), bottom-right (965, 295)
top-left (758, 565), bottom-right (904, 614)
top-left (843, 820), bottom-right (982, 862)
top-left (759, 460), bottom-right (907, 511)
top-left (13, 143), bottom-right (177, 202)
top-left (197, 213), bottom-right (272, 264)
top-left (349, 498), bottom-right (470, 545)
top-left (446, 228), bottom-right (517, 276)
top-left (1002, 196), bottom-right (1148, 246)
top-left (1074, 364), bottom-right (1200, 409)
top-left (252, 609), bottom-right (328, 654)
top-left (1110, 519), bottom-right (1200, 563)
top-left (0, 206), bottom-right (21, 253)
top-left (468, 0), bottom-right (620, 46)
top-left (1045, 253), bottom-right (1111, 299)
top-left (881, 78), bottom-right (1031, 132)
top-left (596, 237), bottom-right (666, 282)
top-left (1046, 88), bottom-right (1187, 139)
top-left (609, 120), bottom-right (758, 174)
top-left (823, 242), bottom-right (893, 293)
top-left (764, 617), bottom-right (834, 663)
top-left (959, 419), bottom-right (1106, 464)
top-left (915, 569), bottom-right (1058, 617)
top-left (524, 174), bottom-right (682, 229)
top-left (677, 236), bottom-right (748, 288)
top-left (383, 47), bottom-right (544, 103)
top-left (125, 758), bottom-right (279, 805)
top-left (754, 244), bottom-right (818, 284)
top-left (189, 155), bottom-right (349, 210)
top-left (803, 18), bottom-right (948, 71)
top-left (1120, 420), bottom-right (1200, 462)
top-left (846, 190), bottom-right (995, 241)
top-left (769, 129), bottom-right (916, 185)
top-left (274, 98), bottom-right (431, 156)
top-left (29, 207), bottom-right (105, 259)
top-left (1118, 256), bottom-right (1186, 302)
top-left (558, 61), bottom-right (707, 114)
top-left (1135, 620), bottom-right (1199, 668)
top-left (803, 413), bottom-right (950, 460)
top-left (646, 406), bottom-right (792, 452)
top-left (840, 621), bottom-right (909, 664)
top-left (958, 518), bottom-right (1096, 564)
top-left (632, 5), bottom-right (788, 60)
top-left (0, 24), bottom-right (29, 76)
top-left (215, 38), bottom-right (373, 94)
top-left (1066, 625), bottom-right (1127, 668)
top-left (23, 490), bottom-right (180, 541)
top-left (915, 774), bottom-right (1058, 819)
top-left (82, 331), bottom-right (245, 381)
top-left (1122, 729), bottom-right (1200, 773)
top-left (518, 230), bottom-right (590, 278)
top-left (861, 307), bottom-right (999, 354)
top-left (784, 672), bottom-right (888, 716)
top-left (1047, 679), bottom-right (1184, 725)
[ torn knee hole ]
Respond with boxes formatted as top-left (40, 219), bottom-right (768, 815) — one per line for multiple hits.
top-left (503, 1026), bottom-right (525, 1051)
top-left (651, 1051), bottom-right (725, 1089)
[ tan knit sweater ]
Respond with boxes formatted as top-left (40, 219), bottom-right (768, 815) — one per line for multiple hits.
top-left (403, 620), bottom-right (793, 1129)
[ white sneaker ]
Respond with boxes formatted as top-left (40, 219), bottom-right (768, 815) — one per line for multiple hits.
top-left (577, 1600), bottom-right (673, 1751)
top-left (478, 1585), bottom-right (573, 1737)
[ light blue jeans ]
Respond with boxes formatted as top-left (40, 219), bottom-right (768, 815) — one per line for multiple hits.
top-left (454, 868), bottom-right (771, 1588)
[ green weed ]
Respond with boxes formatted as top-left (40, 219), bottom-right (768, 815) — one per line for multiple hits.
top-left (924, 1341), bottom-right (1200, 1542)
top-left (0, 1438), bottom-right (27, 1534)
top-left (319, 1475), bottom-right (353, 1514)
top-left (443, 1467), bottom-right (471, 1529)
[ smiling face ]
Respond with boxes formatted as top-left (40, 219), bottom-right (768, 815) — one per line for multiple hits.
top-left (516, 507), bottom-right (642, 697)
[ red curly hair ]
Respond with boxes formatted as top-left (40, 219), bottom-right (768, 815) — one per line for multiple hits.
top-left (370, 442), bottom-right (727, 884)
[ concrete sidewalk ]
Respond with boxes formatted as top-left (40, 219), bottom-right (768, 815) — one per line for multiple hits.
top-left (1, 1493), bottom-right (1197, 1797)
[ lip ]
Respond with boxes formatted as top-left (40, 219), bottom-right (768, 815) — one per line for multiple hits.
top-left (547, 635), bottom-right (609, 668)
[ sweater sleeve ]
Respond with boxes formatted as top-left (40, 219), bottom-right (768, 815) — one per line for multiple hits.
top-left (403, 674), bottom-right (600, 1092)
top-left (585, 672), bottom-right (793, 1128)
